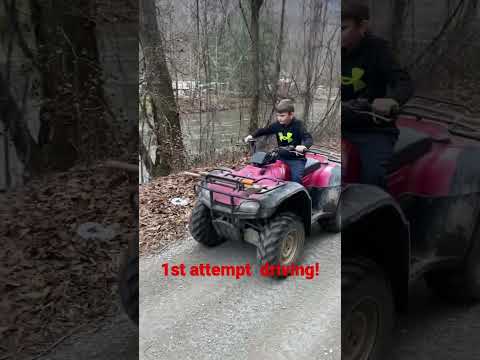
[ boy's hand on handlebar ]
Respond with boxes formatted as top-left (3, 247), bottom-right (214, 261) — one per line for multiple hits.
top-left (295, 145), bottom-right (307, 153)
top-left (372, 98), bottom-right (399, 116)
top-left (244, 135), bottom-right (254, 143)
top-left (343, 98), bottom-right (370, 111)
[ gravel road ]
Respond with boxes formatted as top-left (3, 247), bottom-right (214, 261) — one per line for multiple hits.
top-left (390, 279), bottom-right (480, 360)
top-left (37, 232), bottom-right (480, 360)
top-left (140, 225), bottom-right (341, 360)
top-left (33, 313), bottom-right (138, 360)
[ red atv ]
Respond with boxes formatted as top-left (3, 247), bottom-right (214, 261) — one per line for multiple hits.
top-left (189, 140), bottom-right (341, 270)
top-left (341, 96), bottom-right (480, 360)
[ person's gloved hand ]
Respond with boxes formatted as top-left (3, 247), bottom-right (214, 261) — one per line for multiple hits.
top-left (295, 145), bottom-right (307, 153)
top-left (244, 134), bottom-right (253, 143)
top-left (372, 98), bottom-right (399, 116)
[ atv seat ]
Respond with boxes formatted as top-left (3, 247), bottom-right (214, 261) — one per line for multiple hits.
top-left (388, 127), bottom-right (433, 173)
top-left (304, 158), bottom-right (322, 176)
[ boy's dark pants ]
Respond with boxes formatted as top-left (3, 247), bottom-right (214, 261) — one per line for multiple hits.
top-left (343, 131), bottom-right (398, 189)
top-left (283, 158), bottom-right (307, 184)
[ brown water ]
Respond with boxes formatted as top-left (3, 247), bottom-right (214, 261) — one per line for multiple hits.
top-left (181, 99), bottom-right (335, 155)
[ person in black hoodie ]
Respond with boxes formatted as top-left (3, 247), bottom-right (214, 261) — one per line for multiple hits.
top-left (244, 99), bottom-right (313, 184)
top-left (342, 0), bottom-right (414, 189)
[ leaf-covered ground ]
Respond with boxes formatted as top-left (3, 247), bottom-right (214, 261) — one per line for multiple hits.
top-left (0, 164), bottom-right (136, 359)
top-left (139, 158), bottom-right (249, 254)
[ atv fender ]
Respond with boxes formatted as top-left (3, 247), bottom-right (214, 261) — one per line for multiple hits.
top-left (341, 184), bottom-right (411, 310)
top-left (258, 182), bottom-right (313, 235)
top-left (449, 147), bottom-right (480, 257)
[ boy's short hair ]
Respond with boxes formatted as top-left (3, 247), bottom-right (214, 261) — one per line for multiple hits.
top-left (342, 0), bottom-right (370, 22)
top-left (276, 99), bottom-right (295, 113)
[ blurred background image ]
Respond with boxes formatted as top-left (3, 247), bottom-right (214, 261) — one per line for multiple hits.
top-left (341, 1), bottom-right (480, 359)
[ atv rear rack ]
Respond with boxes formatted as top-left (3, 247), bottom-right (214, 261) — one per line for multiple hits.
top-left (411, 95), bottom-right (473, 114)
top-left (401, 95), bottom-right (480, 141)
top-left (308, 148), bottom-right (341, 163)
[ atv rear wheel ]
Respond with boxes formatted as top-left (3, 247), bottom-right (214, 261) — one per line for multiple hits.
top-left (118, 247), bottom-right (139, 326)
top-left (257, 212), bottom-right (305, 274)
top-left (426, 224), bottom-right (480, 302)
top-left (342, 258), bottom-right (394, 360)
top-left (189, 201), bottom-right (225, 247)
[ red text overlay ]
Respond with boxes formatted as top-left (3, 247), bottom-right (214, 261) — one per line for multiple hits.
top-left (161, 262), bottom-right (320, 280)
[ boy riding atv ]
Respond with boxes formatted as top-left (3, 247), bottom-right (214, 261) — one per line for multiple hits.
top-left (244, 99), bottom-right (313, 184)
top-left (188, 97), bottom-right (341, 270)
top-left (341, 0), bottom-right (414, 189)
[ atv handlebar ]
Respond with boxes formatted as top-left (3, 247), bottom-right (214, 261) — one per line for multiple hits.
top-left (247, 138), bottom-right (308, 157)
top-left (343, 99), bottom-right (399, 124)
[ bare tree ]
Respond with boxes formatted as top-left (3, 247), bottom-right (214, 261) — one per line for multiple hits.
top-left (0, 72), bottom-right (38, 175)
top-left (0, 0), bottom-right (111, 173)
top-left (271, 0), bottom-right (286, 104)
top-left (140, 0), bottom-right (185, 176)
top-left (243, 0), bottom-right (264, 133)
top-left (302, 0), bottom-right (327, 125)
top-left (390, 0), bottom-right (409, 57)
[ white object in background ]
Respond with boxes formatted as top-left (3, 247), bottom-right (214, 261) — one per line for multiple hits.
top-left (77, 222), bottom-right (120, 241)
top-left (170, 197), bottom-right (190, 206)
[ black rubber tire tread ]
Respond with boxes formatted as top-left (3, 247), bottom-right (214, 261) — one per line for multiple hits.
top-left (342, 257), bottom-right (395, 360)
top-left (426, 223), bottom-right (480, 303)
top-left (189, 201), bottom-right (225, 247)
top-left (256, 212), bottom-right (305, 270)
top-left (118, 252), bottom-right (139, 326)
top-left (322, 210), bottom-right (341, 233)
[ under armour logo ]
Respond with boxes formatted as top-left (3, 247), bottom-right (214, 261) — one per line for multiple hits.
top-left (278, 131), bottom-right (293, 143)
top-left (342, 67), bottom-right (366, 92)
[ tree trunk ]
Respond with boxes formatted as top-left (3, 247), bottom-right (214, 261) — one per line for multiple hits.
top-left (30, 0), bottom-right (108, 171)
top-left (140, 0), bottom-right (185, 177)
top-left (0, 72), bottom-right (38, 174)
top-left (248, 0), bottom-right (263, 134)
top-left (390, 0), bottom-right (408, 58)
top-left (268, 0), bottom-right (286, 124)
top-left (302, 0), bottom-right (324, 125)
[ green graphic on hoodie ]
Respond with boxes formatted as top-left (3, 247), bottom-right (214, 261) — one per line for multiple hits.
top-left (342, 67), bottom-right (366, 92)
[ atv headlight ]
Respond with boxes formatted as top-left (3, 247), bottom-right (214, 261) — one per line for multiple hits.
top-left (200, 188), bottom-right (211, 205)
top-left (238, 201), bottom-right (260, 213)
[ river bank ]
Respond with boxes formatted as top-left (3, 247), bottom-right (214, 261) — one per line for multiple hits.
top-left (177, 95), bottom-right (252, 114)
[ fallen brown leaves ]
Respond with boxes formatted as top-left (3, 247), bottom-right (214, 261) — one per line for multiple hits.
top-left (139, 174), bottom-right (197, 254)
top-left (0, 164), bottom-right (136, 359)
top-left (139, 157), bottom-right (249, 254)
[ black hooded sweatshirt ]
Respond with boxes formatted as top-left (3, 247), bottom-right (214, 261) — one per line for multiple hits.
top-left (342, 33), bottom-right (414, 134)
top-left (252, 117), bottom-right (313, 159)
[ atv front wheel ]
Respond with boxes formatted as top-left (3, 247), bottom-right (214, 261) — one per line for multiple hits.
top-left (189, 201), bottom-right (225, 247)
top-left (342, 258), bottom-right (394, 360)
top-left (321, 210), bottom-right (341, 233)
top-left (426, 223), bottom-right (480, 302)
top-left (257, 212), bottom-right (305, 273)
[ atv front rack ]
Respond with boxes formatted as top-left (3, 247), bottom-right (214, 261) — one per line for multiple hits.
top-left (205, 168), bottom-right (287, 192)
top-left (194, 169), bottom-right (286, 215)
top-left (195, 181), bottom-right (262, 213)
